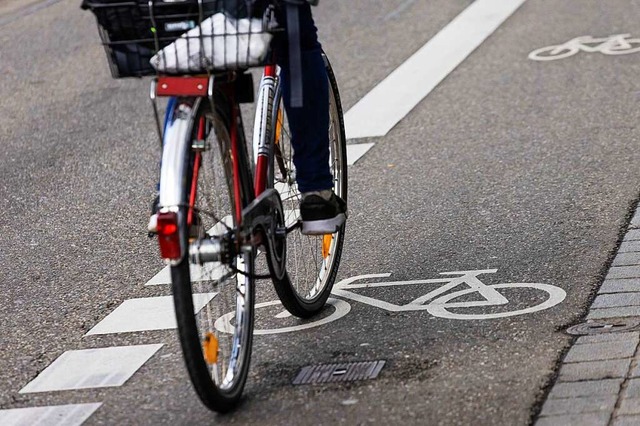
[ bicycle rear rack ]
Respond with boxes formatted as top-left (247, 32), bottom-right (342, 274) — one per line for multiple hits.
top-left (148, 75), bottom-right (216, 148)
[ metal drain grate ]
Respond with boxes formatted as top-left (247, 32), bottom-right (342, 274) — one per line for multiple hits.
top-left (566, 319), bottom-right (640, 336)
top-left (293, 360), bottom-right (386, 385)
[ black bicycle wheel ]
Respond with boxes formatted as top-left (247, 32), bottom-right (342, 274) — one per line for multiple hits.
top-left (170, 97), bottom-right (255, 412)
top-left (269, 53), bottom-right (348, 318)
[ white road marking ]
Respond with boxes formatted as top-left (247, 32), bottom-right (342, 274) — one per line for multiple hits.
top-left (85, 294), bottom-right (216, 336)
top-left (215, 299), bottom-right (351, 335)
top-left (425, 283), bottom-right (567, 320)
top-left (0, 403), bottom-right (102, 426)
top-left (146, 262), bottom-right (227, 286)
top-left (384, 0), bottom-right (418, 21)
top-left (344, 0), bottom-right (527, 139)
top-left (529, 33), bottom-right (640, 61)
top-left (332, 272), bottom-right (565, 317)
top-left (275, 310), bottom-right (292, 319)
top-left (346, 143), bottom-right (375, 166)
top-left (19, 345), bottom-right (163, 393)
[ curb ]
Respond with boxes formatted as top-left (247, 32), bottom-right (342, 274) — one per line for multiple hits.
top-left (535, 208), bottom-right (640, 425)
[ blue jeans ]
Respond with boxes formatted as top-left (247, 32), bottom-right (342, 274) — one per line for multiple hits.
top-left (273, 4), bottom-right (333, 193)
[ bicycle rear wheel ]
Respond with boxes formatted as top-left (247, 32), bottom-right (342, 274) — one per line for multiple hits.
top-left (269, 54), bottom-right (347, 318)
top-left (169, 97), bottom-right (255, 412)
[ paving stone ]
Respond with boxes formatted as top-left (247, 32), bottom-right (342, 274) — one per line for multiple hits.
top-left (624, 230), bottom-right (640, 241)
top-left (547, 379), bottom-right (622, 399)
top-left (576, 333), bottom-right (640, 345)
top-left (588, 307), bottom-right (640, 320)
top-left (630, 362), bottom-right (640, 378)
top-left (614, 253), bottom-right (640, 267)
top-left (613, 414), bottom-right (640, 426)
top-left (536, 413), bottom-right (610, 426)
top-left (558, 359), bottom-right (631, 382)
top-left (619, 241), bottom-right (640, 253)
top-left (539, 396), bottom-right (617, 416)
top-left (631, 211), bottom-right (640, 228)
top-left (618, 398), bottom-right (640, 415)
top-left (564, 341), bottom-right (636, 362)
top-left (622, 379), bottom-right (640, 398)
top-left (607, 266), bottom-right (640, 280)
top-left (599, 279), bottom-right (640, 294)
top-left (593, 293), bottom-right (640, 309)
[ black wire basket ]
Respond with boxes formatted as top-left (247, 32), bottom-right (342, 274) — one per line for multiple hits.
top-left (82, 0), bottom-right (278, 78)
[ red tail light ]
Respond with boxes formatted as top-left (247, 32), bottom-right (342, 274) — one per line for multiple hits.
top-left (157, 211), bottom-right (182, 260)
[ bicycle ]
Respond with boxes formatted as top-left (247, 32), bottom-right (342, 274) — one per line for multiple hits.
top-left (215, 269), bottom-right (567, 334)
top-left (83, 0), bottom-right (347, 413)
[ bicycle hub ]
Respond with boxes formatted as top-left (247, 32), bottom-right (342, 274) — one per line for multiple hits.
top-left (189, 237), bottom-right (227, 264)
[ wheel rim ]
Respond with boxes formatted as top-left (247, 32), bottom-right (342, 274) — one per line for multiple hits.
top-left (273, 78), bottom-right (346, 304)
top-left (188, 111), bottom-right (252, 393)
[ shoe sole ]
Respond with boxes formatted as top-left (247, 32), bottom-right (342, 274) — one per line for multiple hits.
top-left (301, 214), bottom-right (346, 235)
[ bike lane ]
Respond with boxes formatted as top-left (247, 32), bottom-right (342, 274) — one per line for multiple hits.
top-left (0, 0), bottom-right (501, 425)
top-left (235, 0), bottom-right (640, 424)
top-left (176, 0), bottom-right (640, 423)
top-left (1, 0), bottom-right (640, 425)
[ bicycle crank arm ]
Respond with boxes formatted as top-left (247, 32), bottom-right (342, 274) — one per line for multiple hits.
top-left (242, 189), bottom-right (287, 280)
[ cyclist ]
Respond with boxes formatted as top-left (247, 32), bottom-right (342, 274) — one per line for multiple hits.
top-left (148, 0), bottom-right (346, 235)
top-left (270, 0), bottom-right (347, 235)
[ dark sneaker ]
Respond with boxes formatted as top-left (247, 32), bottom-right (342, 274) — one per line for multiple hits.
top-left (300, 191), bottom-right (347, 235)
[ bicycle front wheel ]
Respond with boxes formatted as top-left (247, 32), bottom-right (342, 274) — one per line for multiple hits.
top-left (269, 54), bottom-right (348, 317)
top-left (169, 97), bottom-right (255, 412)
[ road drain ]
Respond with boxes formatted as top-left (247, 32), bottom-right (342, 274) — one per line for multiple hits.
top-left (566, 319), bottom-right (640, 335)
top-left (293, 360), bottom-right (386, 385)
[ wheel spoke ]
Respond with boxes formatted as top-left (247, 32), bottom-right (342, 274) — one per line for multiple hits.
top-left (269, 58), bottom-right (347, 316)
top-left (171, 104), bottom-right (253, 412)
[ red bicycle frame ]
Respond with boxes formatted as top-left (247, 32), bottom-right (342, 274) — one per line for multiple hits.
top-left (254, 64), bottom-right (278, 197)
top-left (156, 64), bottom-right (278, 230)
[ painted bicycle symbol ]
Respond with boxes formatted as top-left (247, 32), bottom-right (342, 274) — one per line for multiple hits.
top-left (215, 269), bottom-right (566, 334)
top-left (529, 33), bottom-right (640, 61)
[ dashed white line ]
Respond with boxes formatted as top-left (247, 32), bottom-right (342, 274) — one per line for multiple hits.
top-left (0, 403), bottom-right (102, 426)
top-left (19, 345), bottom-right (163, 393)
top-left (346, 143), bottom-right (375, 165)
top-left (146, 262), bottom-right (227, 286)
top-left (85, 294), bottom-right (216, 336)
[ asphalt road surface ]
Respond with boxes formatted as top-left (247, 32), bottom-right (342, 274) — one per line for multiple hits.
top-left (1, 0), bottom-right (640, 424)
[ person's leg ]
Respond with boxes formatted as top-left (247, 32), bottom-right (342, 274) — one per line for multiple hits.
top-left (273, 4), bottom-right (346, 235)
top-left (274, 4), bottom-right (332, 193)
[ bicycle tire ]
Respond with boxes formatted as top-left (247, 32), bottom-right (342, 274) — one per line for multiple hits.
top-left (268, 53), bottom-right (348, 318)
top-left (169, 96), bottom-right (255, 412)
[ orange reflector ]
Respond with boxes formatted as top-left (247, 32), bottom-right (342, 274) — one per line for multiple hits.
top-left (275, 107), bottom-right (283, 144)
top-left (322, 234), bottom-right (332, 259)
top-left (203, 332), bottom-right (219, 365)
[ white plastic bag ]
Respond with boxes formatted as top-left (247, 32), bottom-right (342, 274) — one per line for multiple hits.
top-left (150, 13), bottom-right (273, 73)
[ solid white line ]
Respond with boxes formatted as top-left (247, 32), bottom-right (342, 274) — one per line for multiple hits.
top-left (19, 345), bottom-right (163, 393)
top-left (0, 403), bottom-right (102, 426)
top-left (344, 0), bottom-right (528, 139)
top-left (84, 294), bottom-right (216, 336)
